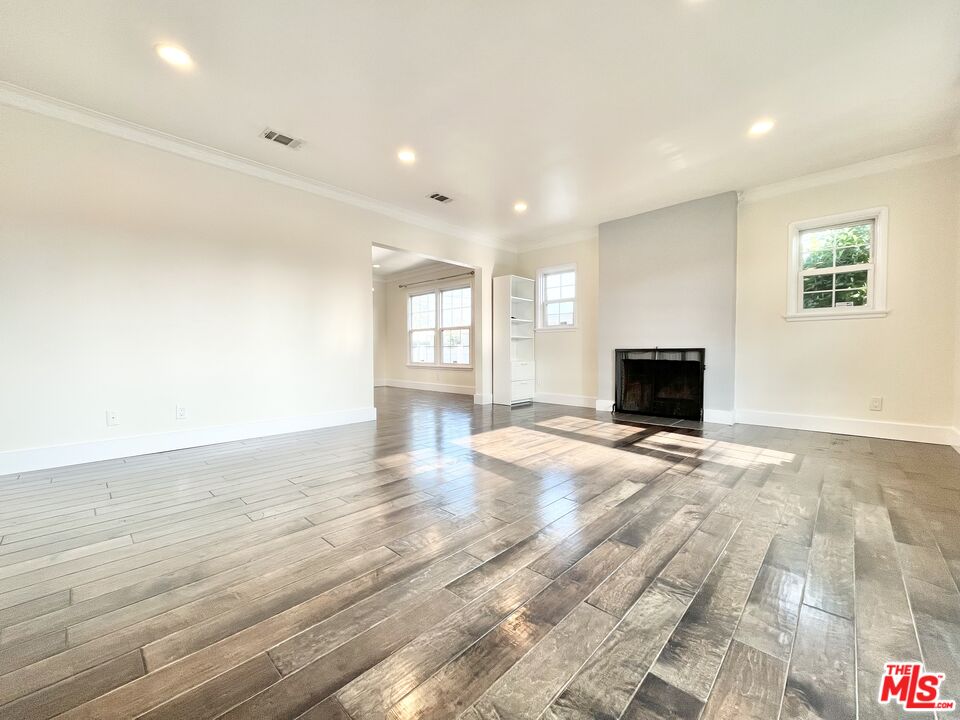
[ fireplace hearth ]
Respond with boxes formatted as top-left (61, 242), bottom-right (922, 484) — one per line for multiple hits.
top-left (614, 348), bottom-right (705, 421)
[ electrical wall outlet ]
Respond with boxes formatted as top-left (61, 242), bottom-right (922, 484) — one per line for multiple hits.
top-left (176, 405), bottom-right (188, 420)
top-left (106, 410), bottom-right (120, 427)
top-left (869, 397), bottom-right (883, 412)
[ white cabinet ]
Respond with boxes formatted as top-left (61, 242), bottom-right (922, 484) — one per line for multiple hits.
top-left (494, 275), bottom-right (535, 405)
top-left (512, 361), bottom-right (534, 381)
top-left (511, 379), bottom-right (535, 402)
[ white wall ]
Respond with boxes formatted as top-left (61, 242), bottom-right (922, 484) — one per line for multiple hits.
top-left (516, 237), bottom-right (599, 407)
top-left (381, 265), bottom-right (477, 395)
top-left (597, 193), bottom-right (739, 420)
top-left (0, 105), bottom-right (508, 472)
top-left (955, 171), bottom-right (960, 441)
top-left (737, 156), bottom-right (960, 440)
top-left (372, 279), bottom-right (388, 386)
top-left (951, 188), bottom-right (960, 444)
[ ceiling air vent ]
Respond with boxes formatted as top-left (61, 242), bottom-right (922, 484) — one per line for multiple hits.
top-left (428, 193), bottom-right (453, 204)
top-left (261, 128), bottom-right (303, 150)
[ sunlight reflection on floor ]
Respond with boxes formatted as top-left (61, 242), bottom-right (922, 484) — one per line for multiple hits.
top-left (459, 418), bottom-right (797, 473)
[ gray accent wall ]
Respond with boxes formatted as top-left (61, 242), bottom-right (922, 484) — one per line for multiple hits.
top-left (597, 192), bottom-right (737, 415)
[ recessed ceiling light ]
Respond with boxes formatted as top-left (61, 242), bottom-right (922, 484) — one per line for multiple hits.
top-left (372, 264), bottom-right (381, 268)
top-left (514, 201), bottom-right (528, 213)
top-left (397, 148), bottom-right (416, 164)
top-left (748, 118), bottom-right (775, 136)
top-left (155, 44), bottom-right (193, 69)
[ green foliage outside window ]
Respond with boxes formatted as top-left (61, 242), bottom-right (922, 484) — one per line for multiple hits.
top-left (799, 223), bottom-right (871, 310)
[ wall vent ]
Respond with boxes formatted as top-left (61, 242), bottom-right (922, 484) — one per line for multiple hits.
top-left (261, 128), bottom-right (304, 150)
top-left (427, 193), bottom-right (453, 204)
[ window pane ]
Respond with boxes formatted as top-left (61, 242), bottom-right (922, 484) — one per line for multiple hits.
top-left (803, 274), bottom-right (834, 292)
top-left (834, 270), bottom-right (868, 290)
top-left (542, 269), bottom-right (576, 327)
top-left (801, 221), bottom-right (872, 251)
top-left (546, 303), bottom-right (559, 325)
top-left (834, 222), bottom-right (872, 247)
top-left (835, 289), bottom-right (867, 306)
top-left (545, 300), bottom-right (574, 326)
top-left (409, 292), bottom-right (436, 330)
top-left (802, 292), bottom-right (832, 309)
top-left (800, 228), bottom-right (837, 252)
top-left (409, 330), bottom-right (435, 363)
top-left (544, 270), bottom-right (575, 301)
top-left (802, 250), bottom-right (834, 270)
top-left (441, 328), bottom-right (470, 364)
top-left (796, 219), bottom-right (875, 315)
top-left (441, 287), bottom-right (471, 328)
top-left (836, 246), bottom-right (870, 266)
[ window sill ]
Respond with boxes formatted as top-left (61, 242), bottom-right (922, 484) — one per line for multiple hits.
top-left (783, 309), bottom-right (888, 322)
top-left (535, 326), bottom-right (578, 333)
top-left (406, 364), bottom-right (474, 370)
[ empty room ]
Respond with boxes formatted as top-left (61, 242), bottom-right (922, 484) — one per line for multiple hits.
top-left (1, 2), bottom-right (959, 719)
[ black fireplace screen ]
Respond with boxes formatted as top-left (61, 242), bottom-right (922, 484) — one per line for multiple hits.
top-left (614, 348), bottom-right (705, 421)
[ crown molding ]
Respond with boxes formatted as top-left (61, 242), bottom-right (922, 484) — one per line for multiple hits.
top-left (514, 227), bottom-right (599, 254)
top-left (0, 82), bottom-right (514, 253)
top-left (740, 143), bottom-right (960, 204)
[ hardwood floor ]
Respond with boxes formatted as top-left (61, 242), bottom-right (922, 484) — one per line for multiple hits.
top-left (0, 387), bottom-right (958, 719)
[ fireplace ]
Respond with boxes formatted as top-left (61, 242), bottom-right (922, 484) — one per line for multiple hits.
top-left (614, 348), bottom-right (705, 421)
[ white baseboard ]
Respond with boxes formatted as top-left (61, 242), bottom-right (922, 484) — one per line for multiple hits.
top-left (735, 409), bottom-right (957, 445)
top-left (704, 409), bottom-right (735, 425)
top-left (951, 427), bottom-right (960, 455)
top-left (534, 393), bottom-right (596, 409)
top-left (474, 393), bottom-right (493, 405)
top-left (595, 399), bottom-right (615, 412)
top-left (373, 378), bottom-right (387, 387)
top-left (0, 407), bottom-right (377, 476)
top-left (383, 379), bottom-right (475, 396)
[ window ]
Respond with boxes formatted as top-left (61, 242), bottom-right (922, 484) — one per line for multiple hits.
top-left (786, 208), bottom-right (888, 320)
top-left (538, 265), bottom-right (576, 329)
top-left (408, 285), bottom-right (472, 366)
top-left (408, 292), bottom-right (436, 364)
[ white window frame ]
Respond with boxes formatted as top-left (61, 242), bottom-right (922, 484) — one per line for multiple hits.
top-left (407, 283), bottom-right (473, 368)
top-left (785, 207), bottom-right (888, 321)
top-left (537, 264), bottom-right (577, 331)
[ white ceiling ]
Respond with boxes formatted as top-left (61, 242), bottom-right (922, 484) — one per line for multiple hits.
top-left (2, 1), bottom-right (958, 250)
top-left (371, 245), bottom-right (459, 279)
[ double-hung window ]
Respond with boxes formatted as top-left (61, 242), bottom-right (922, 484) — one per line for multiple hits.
top-left (408, 285), bottom-right (472, 366)
top-left (786, 208), bottom-right (888, 320)
top-left (537, 265), bottom-right (577, 329)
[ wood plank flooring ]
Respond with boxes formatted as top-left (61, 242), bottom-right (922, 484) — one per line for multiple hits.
top-left (0, 387), bottom-right (958, 719)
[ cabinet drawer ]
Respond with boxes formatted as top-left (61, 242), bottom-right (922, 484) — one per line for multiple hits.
top-left (512, 361), bottom-right (534, 381)
top-left (511, 379), bottom-right (534, 401)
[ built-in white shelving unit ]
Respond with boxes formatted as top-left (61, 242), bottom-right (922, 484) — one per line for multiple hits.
top-left (493, 275), bottom-right (535, 405)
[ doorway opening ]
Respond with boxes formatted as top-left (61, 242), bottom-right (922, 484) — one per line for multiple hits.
top-left (372, 245), bottom-right (478, 406)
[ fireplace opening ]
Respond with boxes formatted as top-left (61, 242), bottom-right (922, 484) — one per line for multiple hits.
top-left (614, 348), bottom-right (705, 421)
